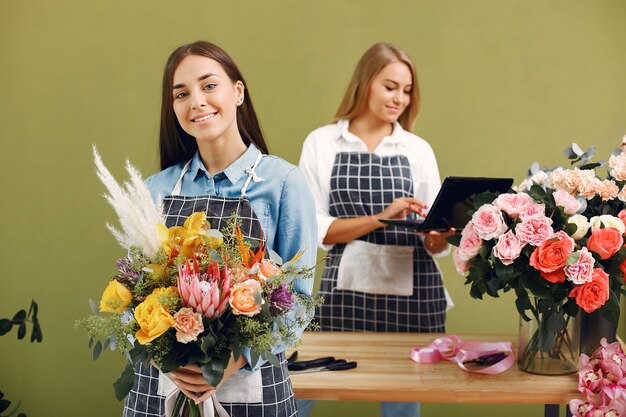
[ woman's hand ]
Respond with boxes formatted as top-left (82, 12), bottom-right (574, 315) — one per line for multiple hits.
top-left (164, 354), bottom-right (247, 404)
top-left (375, 197), bottom-right (427, 221)
top-left (423, 228), bottom-right (456, 254)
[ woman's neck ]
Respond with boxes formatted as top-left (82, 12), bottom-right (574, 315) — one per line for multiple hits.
top-left (348, 115), bottom-right (394, 152)
top-left (196, 134), bottom-right (248, 177)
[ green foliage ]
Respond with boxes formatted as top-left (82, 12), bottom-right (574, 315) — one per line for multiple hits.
top-left (1, 300), bottom-right (43, 417)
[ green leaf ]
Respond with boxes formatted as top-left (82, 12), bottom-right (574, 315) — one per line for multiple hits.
top-left (600, 290), bottom-right (620, 327)
top-left (563, 298), bottom-right (579, 317)
top-left (12, 310), bottom-right (26, 323)
top-left (201, 334), bottom-right (216, 352)
top-left (17, 323), bottom-right (26, 340)
top-left (446, 234), bottom-right (462, 247)
top-left (546, 312), bottom-right (566, 333)
top-left (88, 337), bottom-right (94, 349)
top-left (31, 323), bottom-right (43, 343)
top-left (262, 352), bottom-right (281, 368)
top-left (565, 252), bottom-right (580, 266)
top-left (0, 319), bottom-right (12, 336)
top-left (529, 184), bottom-right (548, 201)
top-left (521, 274), bottom-right (552, 299)
top-left (485, 277), bottom-right (500, 297)
top-left (0, 399), bottom-right (10, 413)
top-left (515, 298), bottom-right (531, 321)
top-left (93, 340), bottom-right (103, 361)
top-left (200, 357), bottom-right (226, 387)
top-left (564, 222), bottom-right (578, 237)
top-left (113, 362), bottom-right (136, 401)
top-left (89, 299), bottom-right (100, 315)
top-left (472, 192), bottom-right (498, 209)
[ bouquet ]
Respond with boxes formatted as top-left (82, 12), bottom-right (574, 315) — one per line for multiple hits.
top-left (569, 338), bottom-right (626, 417)
top-left (76, 148), bottom-right (319, 416)
top-left (449, 141), bottom-right (626, 374)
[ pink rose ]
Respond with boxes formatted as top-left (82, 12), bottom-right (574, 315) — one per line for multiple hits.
top-left (493, 193), bottom-right (534, 219)
top-left (471, 204), bottom-right (508, 240)
top-left (458, 221), bottom-right (483, 261)
top-left (493, 230), bottom-right (524, 265)
top-left (453, 248), bottom-right (470, 275)
top-left (520, 203), bottom-right (546, 220)
top-left (553, 190), bottom-right (582, 215)
top-left (173, 307), bottom-right (204, 344)
top-left (564, 247), bottom-right (595, 285)
top-left (515, 215), bottom-right (554, 246)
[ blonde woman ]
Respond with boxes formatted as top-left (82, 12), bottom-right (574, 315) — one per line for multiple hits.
top-left (297, 43), bottom-right (453, 417)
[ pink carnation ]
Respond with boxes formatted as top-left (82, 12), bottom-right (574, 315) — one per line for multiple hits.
top-left (493, 193), bottom-right (534, 219)
top-left (564, 247), bottom-right (596, 285)
top-left (173, 307), bottom-right (204, 344)
top-left (553, 190), bottom-right (582, 215)
top-left (471, 204), bottom-right (508, 240)
top-left (578, 176), bottom-right (602, 200)
top-left (453, 248), bottom-right (470, 275)
top-left (515, 215), bottom-right (554, 246)
top-left (458, 221), bottom-right (483, 261)
top-left (493, 230), bottom-right (525, 265)
top-left (520, 203), bottom-right (546, 220)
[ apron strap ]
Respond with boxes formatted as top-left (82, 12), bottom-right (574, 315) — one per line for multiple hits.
top-left (171, 159), bottom-right (193, 196)
top-left (241, 152), bottom-right (265, 197)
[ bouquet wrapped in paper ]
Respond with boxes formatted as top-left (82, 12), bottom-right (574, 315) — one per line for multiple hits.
top-left (76, 148), bottom-right (319, 415)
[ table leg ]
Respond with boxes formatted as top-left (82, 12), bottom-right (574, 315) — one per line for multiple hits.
top-left (545, 404), bottom-right (572, 417)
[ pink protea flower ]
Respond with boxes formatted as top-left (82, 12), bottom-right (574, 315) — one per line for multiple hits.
top-left (177, 260), bottom-right (232, 321)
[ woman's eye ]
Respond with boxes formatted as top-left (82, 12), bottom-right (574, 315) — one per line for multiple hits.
top-left (385, 86), bottom-right (394, 92)
top-left (404, 90), bottom-right (411, 95)
top-left (174, 91), bottom-right (188, 100)
top-left (203, 83), bottom-right (217, 91)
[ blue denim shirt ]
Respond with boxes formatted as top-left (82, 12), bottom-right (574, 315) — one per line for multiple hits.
top-left (145, 144), bottom-right (317, 370)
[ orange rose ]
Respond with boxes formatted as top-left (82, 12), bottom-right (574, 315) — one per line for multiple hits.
top-left (258, 260), bottom-right (282, 280)
top-left (229, 279), bottom-right (263, 317)
top-left (587, 227), bottom-right (624, 260)
top-left (529, 233), bottom-right (575, 283)
top-left (568, 268), bottom-right (610, 313)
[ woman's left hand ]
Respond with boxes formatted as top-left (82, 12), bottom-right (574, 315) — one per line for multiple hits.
top-left (166, 354), bottom-right (247, 404)
top-left (423, 228), bottom-right (456, 254)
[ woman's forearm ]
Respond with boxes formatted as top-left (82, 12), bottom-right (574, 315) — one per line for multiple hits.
top-left (323, 215), bottom-right (385, 244)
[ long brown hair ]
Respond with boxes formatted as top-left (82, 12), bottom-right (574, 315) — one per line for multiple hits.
top-left (334, 43), bottom-right (420, 131)
top-left (159, 41), bottom-right (268, 170)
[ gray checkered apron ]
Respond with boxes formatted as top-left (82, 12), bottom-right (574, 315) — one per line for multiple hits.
top-left (317, 151), bottom-right (446, 333)
top-left (123, 154), bottom-right (298, 417)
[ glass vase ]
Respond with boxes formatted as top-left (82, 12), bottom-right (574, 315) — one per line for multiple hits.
top-left (517, 299), bottom-right (581, 375)
top-left (580, 310), bottom-right (618, 356)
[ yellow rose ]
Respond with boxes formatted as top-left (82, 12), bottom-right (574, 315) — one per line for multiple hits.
top-left (99, 280), bottom-right (132, 313)
top-left (134, 296), bottom-right (174, 344)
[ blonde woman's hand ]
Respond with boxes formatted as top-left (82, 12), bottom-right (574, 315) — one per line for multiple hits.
top-left (423, 228), bottom-right (456, 254)
top-left (375, 197), bottom-right (427, 221)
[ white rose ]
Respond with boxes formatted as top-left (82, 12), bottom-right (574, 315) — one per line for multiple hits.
top-left (530, 171), bottom-right (548, 185)
top-left (589, 215), bottom-right (626, 234)
top-left (568, 214), bottom-right (591, 240)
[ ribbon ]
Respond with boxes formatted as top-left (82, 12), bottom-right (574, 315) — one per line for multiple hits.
top-left (410, 335), bottom-right (514, 375)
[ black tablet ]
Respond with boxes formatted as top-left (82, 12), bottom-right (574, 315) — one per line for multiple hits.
top-left (379, 176), bottom-right (514, 232)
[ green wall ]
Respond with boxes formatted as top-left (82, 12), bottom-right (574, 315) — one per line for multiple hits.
top-left (1, 1), bottom-right (625, 416)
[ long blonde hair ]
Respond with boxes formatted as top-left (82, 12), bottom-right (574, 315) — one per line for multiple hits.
top-left (333, 43), bottom-right (420, 131)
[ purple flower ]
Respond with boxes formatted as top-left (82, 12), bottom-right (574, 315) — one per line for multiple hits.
top-left (115, 257), bottom-right (142, 286)
top-left (269, 284), bottom-right (293, 316)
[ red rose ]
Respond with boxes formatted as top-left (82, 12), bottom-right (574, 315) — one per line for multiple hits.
top-left (529, 233), bottom-right (575, 283)
top-left (568, 268), bottom-right (610, 313)
top-left (620, 252), bottom-right (626, 283)
top-left (587, 227), bottom-right (624, 260)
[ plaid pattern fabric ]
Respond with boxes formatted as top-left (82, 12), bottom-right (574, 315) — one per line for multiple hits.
top-left (123, 194), bottom-right (297, 417)
top-left (317, 152), bottom-right (446, 332)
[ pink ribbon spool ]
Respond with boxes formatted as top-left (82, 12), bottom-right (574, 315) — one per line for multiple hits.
top-left (410, 335), bottom-right (514, 375)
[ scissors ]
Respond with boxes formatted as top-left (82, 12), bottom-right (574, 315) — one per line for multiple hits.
top-left (288, 356), bottom-right (357, 374)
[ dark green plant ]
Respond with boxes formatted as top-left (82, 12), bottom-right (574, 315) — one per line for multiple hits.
top-left (0, 300), bottom-right (42, 417)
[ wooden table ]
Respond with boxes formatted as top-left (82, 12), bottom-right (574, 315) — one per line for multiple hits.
top-left (289, 332), bottom-right (581, 411)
